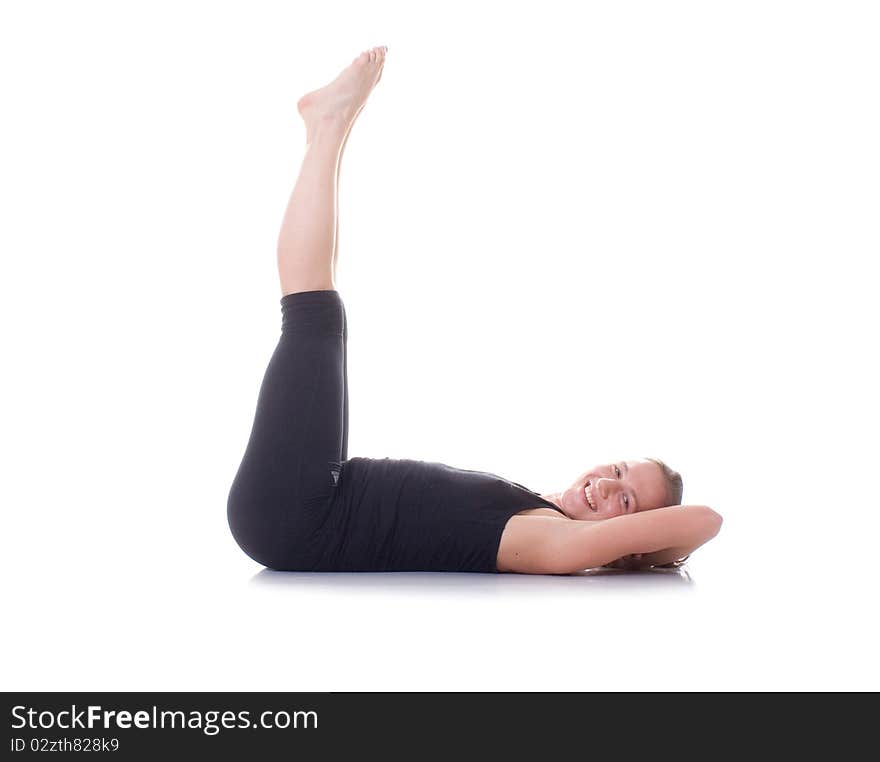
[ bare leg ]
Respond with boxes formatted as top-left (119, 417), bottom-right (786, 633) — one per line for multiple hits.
top-left (330, 53), bottom-right (386, 275)
top-left (277, 46), bottom-right (387, 296)
top-left (330, 122), bottom-right (352, 281)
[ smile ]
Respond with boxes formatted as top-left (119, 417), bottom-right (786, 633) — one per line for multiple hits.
top-left (584, 482), bottom-right (597, 511)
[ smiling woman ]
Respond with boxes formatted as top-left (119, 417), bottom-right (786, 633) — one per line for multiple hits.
top-left (540, 458), bottom-right (683, 521)
top-left (226, 46), bottom-right (724, 575)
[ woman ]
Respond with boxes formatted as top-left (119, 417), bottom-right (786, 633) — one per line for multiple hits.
top-left (227, 46), bottom-right (723, 575)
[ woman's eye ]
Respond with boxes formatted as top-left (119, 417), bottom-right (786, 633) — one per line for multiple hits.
top-left (623, 495), bottom-right (629, 508)
top-left (614, 466), bottom-right (621, 478)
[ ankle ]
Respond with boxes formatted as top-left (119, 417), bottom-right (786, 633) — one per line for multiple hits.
top-left (305, 114), bottom-right (350, 146)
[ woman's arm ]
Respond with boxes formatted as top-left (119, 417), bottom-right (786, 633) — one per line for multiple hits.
top-left (604, 548), bottom-right (691, 571)
top-left (497, 505), bottom-right (722, 574)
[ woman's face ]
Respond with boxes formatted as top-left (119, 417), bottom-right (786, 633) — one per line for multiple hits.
top-left (553, 459), bottom-right (671, 520)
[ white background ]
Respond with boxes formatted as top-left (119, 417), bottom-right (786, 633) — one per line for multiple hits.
top-left (2, 0), bottom-right (878, 690)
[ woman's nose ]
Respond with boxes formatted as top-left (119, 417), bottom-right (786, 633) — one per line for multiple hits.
top-left (596, 478), bottom-right (616, 500)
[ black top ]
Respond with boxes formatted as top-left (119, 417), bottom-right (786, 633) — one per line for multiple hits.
top-left (307, 457), bottom-right (564, 573)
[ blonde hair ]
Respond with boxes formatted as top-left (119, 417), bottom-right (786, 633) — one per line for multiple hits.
top-left (645, 457), bottom-right (689, 568)
top-left (645, 456), bottom-right (683, 506)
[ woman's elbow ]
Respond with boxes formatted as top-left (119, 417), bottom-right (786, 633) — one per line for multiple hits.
top-left (690, 504), bottom-right (723, 538)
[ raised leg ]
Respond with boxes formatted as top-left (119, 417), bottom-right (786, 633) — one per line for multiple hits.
top-left (277, 46), bottom-right (387, 296)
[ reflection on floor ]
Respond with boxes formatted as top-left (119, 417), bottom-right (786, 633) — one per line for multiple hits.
top-left (250, 565), bottom-right (695, 594)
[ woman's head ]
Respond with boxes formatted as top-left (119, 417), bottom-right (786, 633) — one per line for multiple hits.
top-left (552, 457), bottom-right (683, 521)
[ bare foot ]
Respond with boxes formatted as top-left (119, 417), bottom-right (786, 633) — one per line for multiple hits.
top-left (297, 46), bottom-right (387, 142)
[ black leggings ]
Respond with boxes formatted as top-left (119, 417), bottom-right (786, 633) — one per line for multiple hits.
top-left (227, 290), bottom-right (348, 568)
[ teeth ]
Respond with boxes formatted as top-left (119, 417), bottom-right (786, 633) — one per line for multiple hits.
top-left (584, 483), bottom-right (596, 511)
